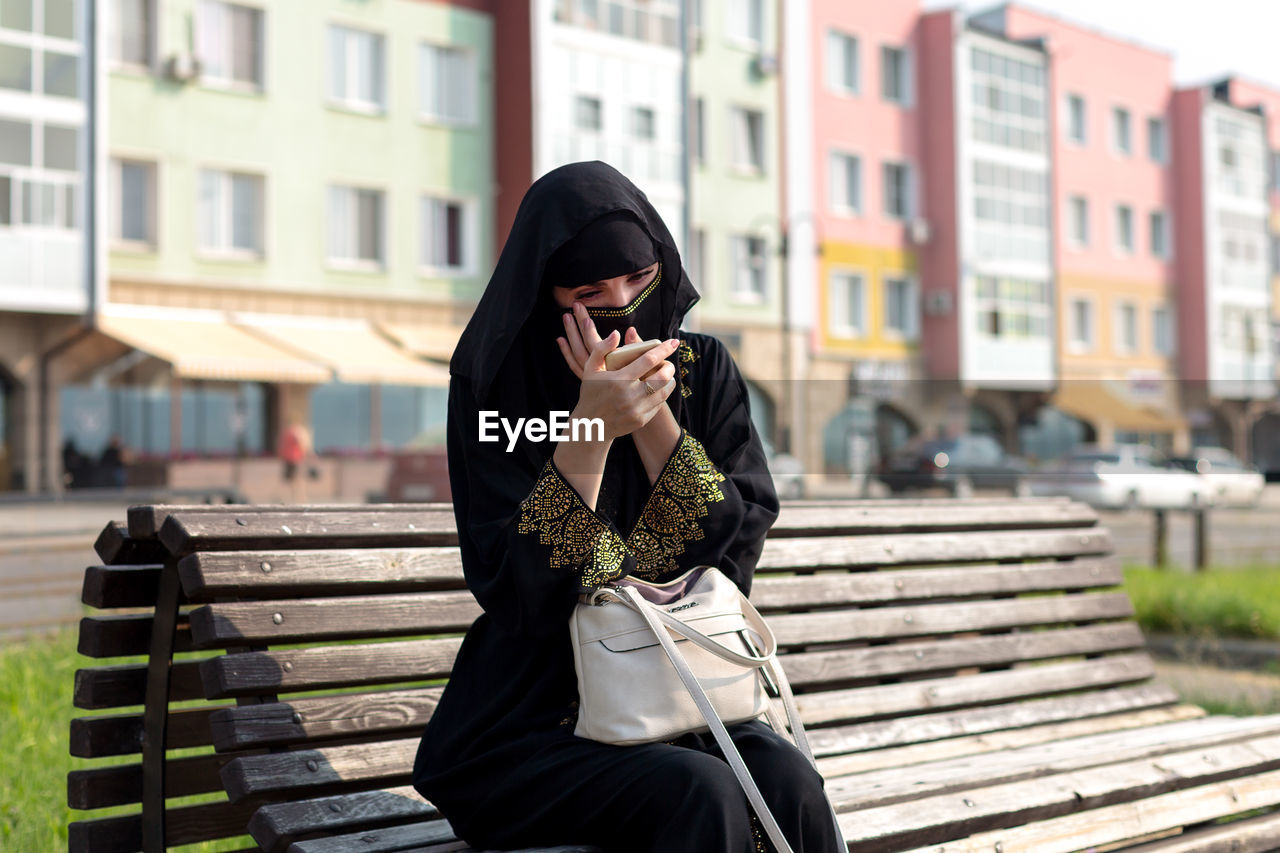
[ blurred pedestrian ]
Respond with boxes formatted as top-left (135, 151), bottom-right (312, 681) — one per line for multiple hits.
top-left (279, 422), bottom-right (314, 502)
top-left (100, 436), bottom-right (127, 489)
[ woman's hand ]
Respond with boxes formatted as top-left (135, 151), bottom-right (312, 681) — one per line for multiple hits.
top-left (565, 320), bottom-right (679, 441)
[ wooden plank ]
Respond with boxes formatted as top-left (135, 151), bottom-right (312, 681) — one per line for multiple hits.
top-left (73, 659), bottom-right (206, 709)
top-left (80, 564), bottom-right (164, 608)
top-left (248, 785), bottom-right (437, 853)
top-left (894, 769), bottom-right (1280, 853)
top-left (209, 687), bottom-right (444, 752)
top-left (751, 557), bottom-right (1123, 610)
top-left (188, 591), bottom-right (481, 647)
top-left (77, 613), bottom-right (195, 658)
top-left (817, 705), bottom-right (1203, 778)
top-left (68, 799), bottom-right (258, 853)
top-left (756, 528), bottom-right (1113, 570)
top-left (826, 714), bottom-right (1280, 810)
top-left (159, 511), bottom-right (460, 556)
top-left (179, 547), bottom-right (468, 600)
top-left (836, 733), bottom-right (1280, 851)
top-left (130, 503), bottom-right (452, 540)
top-left (222, 737), bottom-right (418, 801)
top-left (769, 500), bottom-right (1097, 536)
top-left (67, 751), bottom-right (228, 808)
top-left (284, 817), bottom-right (458, 853)
top-left (779, 623), bottom-right (1147, 686)
top-left (768, 592), bottom-right (1133, 647)
top-left (93, 521), bottom-right (170, 566)
top-left (70, 706), bottom-right (221, 757)
top-left (794, 652), bottom-right (1156, 726)
top-left (1119, 809), bottom-right (1280, 853)
top-left (200, 637), bottom-right (463, 699)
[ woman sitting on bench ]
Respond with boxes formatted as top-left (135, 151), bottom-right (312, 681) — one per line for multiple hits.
top-left (412, 160), bottom-right (842, 853)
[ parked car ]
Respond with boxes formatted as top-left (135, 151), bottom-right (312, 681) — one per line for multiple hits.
top-left (761, 436), bottom-right (805, 500)
top-left (1033, 444), bottom-right (1213, 510)
top-left (877, 434), bottom-right (1029, 498)
top-left (1167, 447), bottom-right (1265, 508)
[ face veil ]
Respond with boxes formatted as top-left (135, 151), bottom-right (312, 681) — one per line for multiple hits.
top-left (449, 161), bottom-right (701, 470)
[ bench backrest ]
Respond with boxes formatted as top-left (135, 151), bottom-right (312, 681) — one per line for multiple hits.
top-left (70, 497), bottom-right (1165, 853)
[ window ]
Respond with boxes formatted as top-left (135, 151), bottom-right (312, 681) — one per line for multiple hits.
top-left (196, 1), bottom-right (264, 89)
top-left (1149, 209), bottom-right (1169, 259)
top-left (880, 45), bottom-right (910, 105)
top-left (1067, 195), bottom-right (1089, 247)
top-left (827, 271), bottom-right (865, 337)
top-left (1069, 297), bottom-right (1094, 350)
top-left (825, 30), bottom-right (858, 95)
top-left (726, 0), bottom-right (763, 47)
top-left (0, 117), bottom-right (31, 165)
top-left (969, 47), bottom-right (1046, 155)
top-left (1114, 301), bottom-right (1138, 354)
top-left (43, 51), bottom-right (78, 98)
top-left (730, 234), bottom-right (766, 301)
top-left (1152, 306), bottom-right (1173, 356)
top-left (420, 195), bottom-right (468, 272)
top-left (110, 0), bottom-right (153, 67)
top-left (328, 185), bottom-right (384, 266)
top-left (883, 276), bottom-right (919, 339)
top-left (1271, 150), bottom-right (1280, 193)
top-left (1, 0), bottom-right (33, 31)
top-left (828, 151), bottom-right (861, 214)
top-left (328, 25), bottom-right (385, 111)
top-left (45, 0), bottom-right (77, 39)
top-left (0, 43), bottom-right (32, 91)
top-left (1112, 106), bottom-right (1131, 155)
top-left (197, 169), bottom-right (263, 255)
top-left (0, 175), bottom-right (9, 226)
top-left (43, 124), bottom-right (78, 171)
top-left (575, 95), bottom-right (602, 131)
top-left (882, 161), bottom-right (911, 220)
top-left (1065, 93), bottom-right (1086, 144)
top-left (419, 43), bottom-right (475, 124)
top-left (1147, 116), bottom-right (1167, 163)
top-left (687, 227), bottom-right (706, 291)
top-left (111, 158), bottom-right (156, 247)
top-left (631, 106), bottom-right (655, 141)
top-left (1115, 204), bottom-right (1134, 253)
top-left (974, 276), bottom-right (1050, 339)
top-left (691, 97), bottom-right (704, 164)
top-left (730, 107), bottom-right (764, 173)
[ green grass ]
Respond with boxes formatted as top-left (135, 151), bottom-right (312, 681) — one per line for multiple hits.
top-left (1, 626), bottom-right (249, 852)
top-left (1124, 565), bottom-right (1280, 641)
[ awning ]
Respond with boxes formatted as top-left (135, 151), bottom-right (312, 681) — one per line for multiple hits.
top-left (237, 319), bottom-right (452, 387)
top-left (95, 313), bottom-right (333, 384)
top-left (1052, 383), bottom-right (1185, 433)
top-left (377, 322), bottom-right (460, 362)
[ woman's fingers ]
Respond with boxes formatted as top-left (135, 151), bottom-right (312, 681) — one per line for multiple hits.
top-left (583, 330), bottom-right (620, 373)
top-left (562, 311), bottom-right (590, 367)
top-left (624, 326), bottom-right (640, 345)
top-left (618, 338), bottom-right (680, 380)
top-left (573, 302), bottom-right (603, 350)
top-left (556, 337), bottom-right (584, 379)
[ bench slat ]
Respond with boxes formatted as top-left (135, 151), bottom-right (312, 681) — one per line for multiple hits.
top-left (68, 798), bottom-right (257, 853)
top-left (810, 683), bottom-right (1181, 760)
top-left (770, 500), bottom-right (1098, 536)
top-left (222, 737), bottom-right (420, 802)
top-left (73, 659), bottom-right (206, 709)
top-left (780, 622), bottom-right (1146, 686)
top-left (188, 592), bottom-right (481, 647)
top-left (94, 521), bottom-right (170, 566)
top-left (894, 767), bottom-right (1280, 853)
top-left (77, 613), bottom-right (195, 658)
top-left (827, 714), bottom-right (1280, 810)
top-left (247, 785), bottom-right (436, 853)
top-left (209, 687), bottom-right (444, 752)
top-left (180, 548), bottom-right (468, 600)
top-left (837, 731), bottom-right (1280, 850)
top-left (67, 751), bottom-right (228, 808)
top-left (131, 503), bottom-right (452, 540)
top-left (160, 511), bottom-right (461, 555)
top-left (70, 706), bottom-right (222, 757)
top-left (756, 528), bottom-right (1112, 570)
top-left (200, 638), bottom-right (463, 699)
top-left (1119, 808), bottom-right (1280, 853)
top-left (81, 564), bottom-right (164, 608)
top-left (796, 652), bottom-right (1155, 726)
top-left (282, 817), bottom-right (456, 853)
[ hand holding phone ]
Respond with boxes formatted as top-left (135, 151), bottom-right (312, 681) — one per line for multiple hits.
top-left (604, 338), bottom-right (665, 373)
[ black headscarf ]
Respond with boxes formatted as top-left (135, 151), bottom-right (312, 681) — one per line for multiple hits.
top-left (450, 161), bottom-right (700, 471)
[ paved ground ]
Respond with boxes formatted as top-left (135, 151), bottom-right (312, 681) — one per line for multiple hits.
top-left (1154, 660), bottom-right (1280, 715)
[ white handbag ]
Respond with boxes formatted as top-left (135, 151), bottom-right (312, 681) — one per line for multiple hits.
top-left (569, 565), bottom-right (845, 853)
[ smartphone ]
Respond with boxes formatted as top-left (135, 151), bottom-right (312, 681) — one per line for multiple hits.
top-left (604, 338), bottom-right (664, 372)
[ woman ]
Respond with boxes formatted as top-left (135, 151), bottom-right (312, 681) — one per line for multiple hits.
top-left (413, 161), bottom-right (842, 853)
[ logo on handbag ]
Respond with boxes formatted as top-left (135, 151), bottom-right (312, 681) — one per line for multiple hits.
top-left (667, 601), bottom-right (699, 613)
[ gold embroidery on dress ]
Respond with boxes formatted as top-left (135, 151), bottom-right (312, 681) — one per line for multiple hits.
top-left (517, 460), bottom-right (629, 587)
top-left (750, 813), bottom-right (772, 853)
top-left (677, 338), bottom-right (697, 398)
top-left (626, 430), bottom-right (727, 579)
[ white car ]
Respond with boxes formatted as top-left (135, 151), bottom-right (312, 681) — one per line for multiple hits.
top-left (1167, 447), bottom-right (1266, 508)
top-left (1034, 445), bottom-right (1214, 510)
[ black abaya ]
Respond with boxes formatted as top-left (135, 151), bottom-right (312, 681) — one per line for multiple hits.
top-left (412, 161), bottom-right (842, 853)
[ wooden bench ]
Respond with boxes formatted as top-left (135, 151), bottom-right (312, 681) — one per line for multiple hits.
top-left (69, 497), bottom-right (1280, 853)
